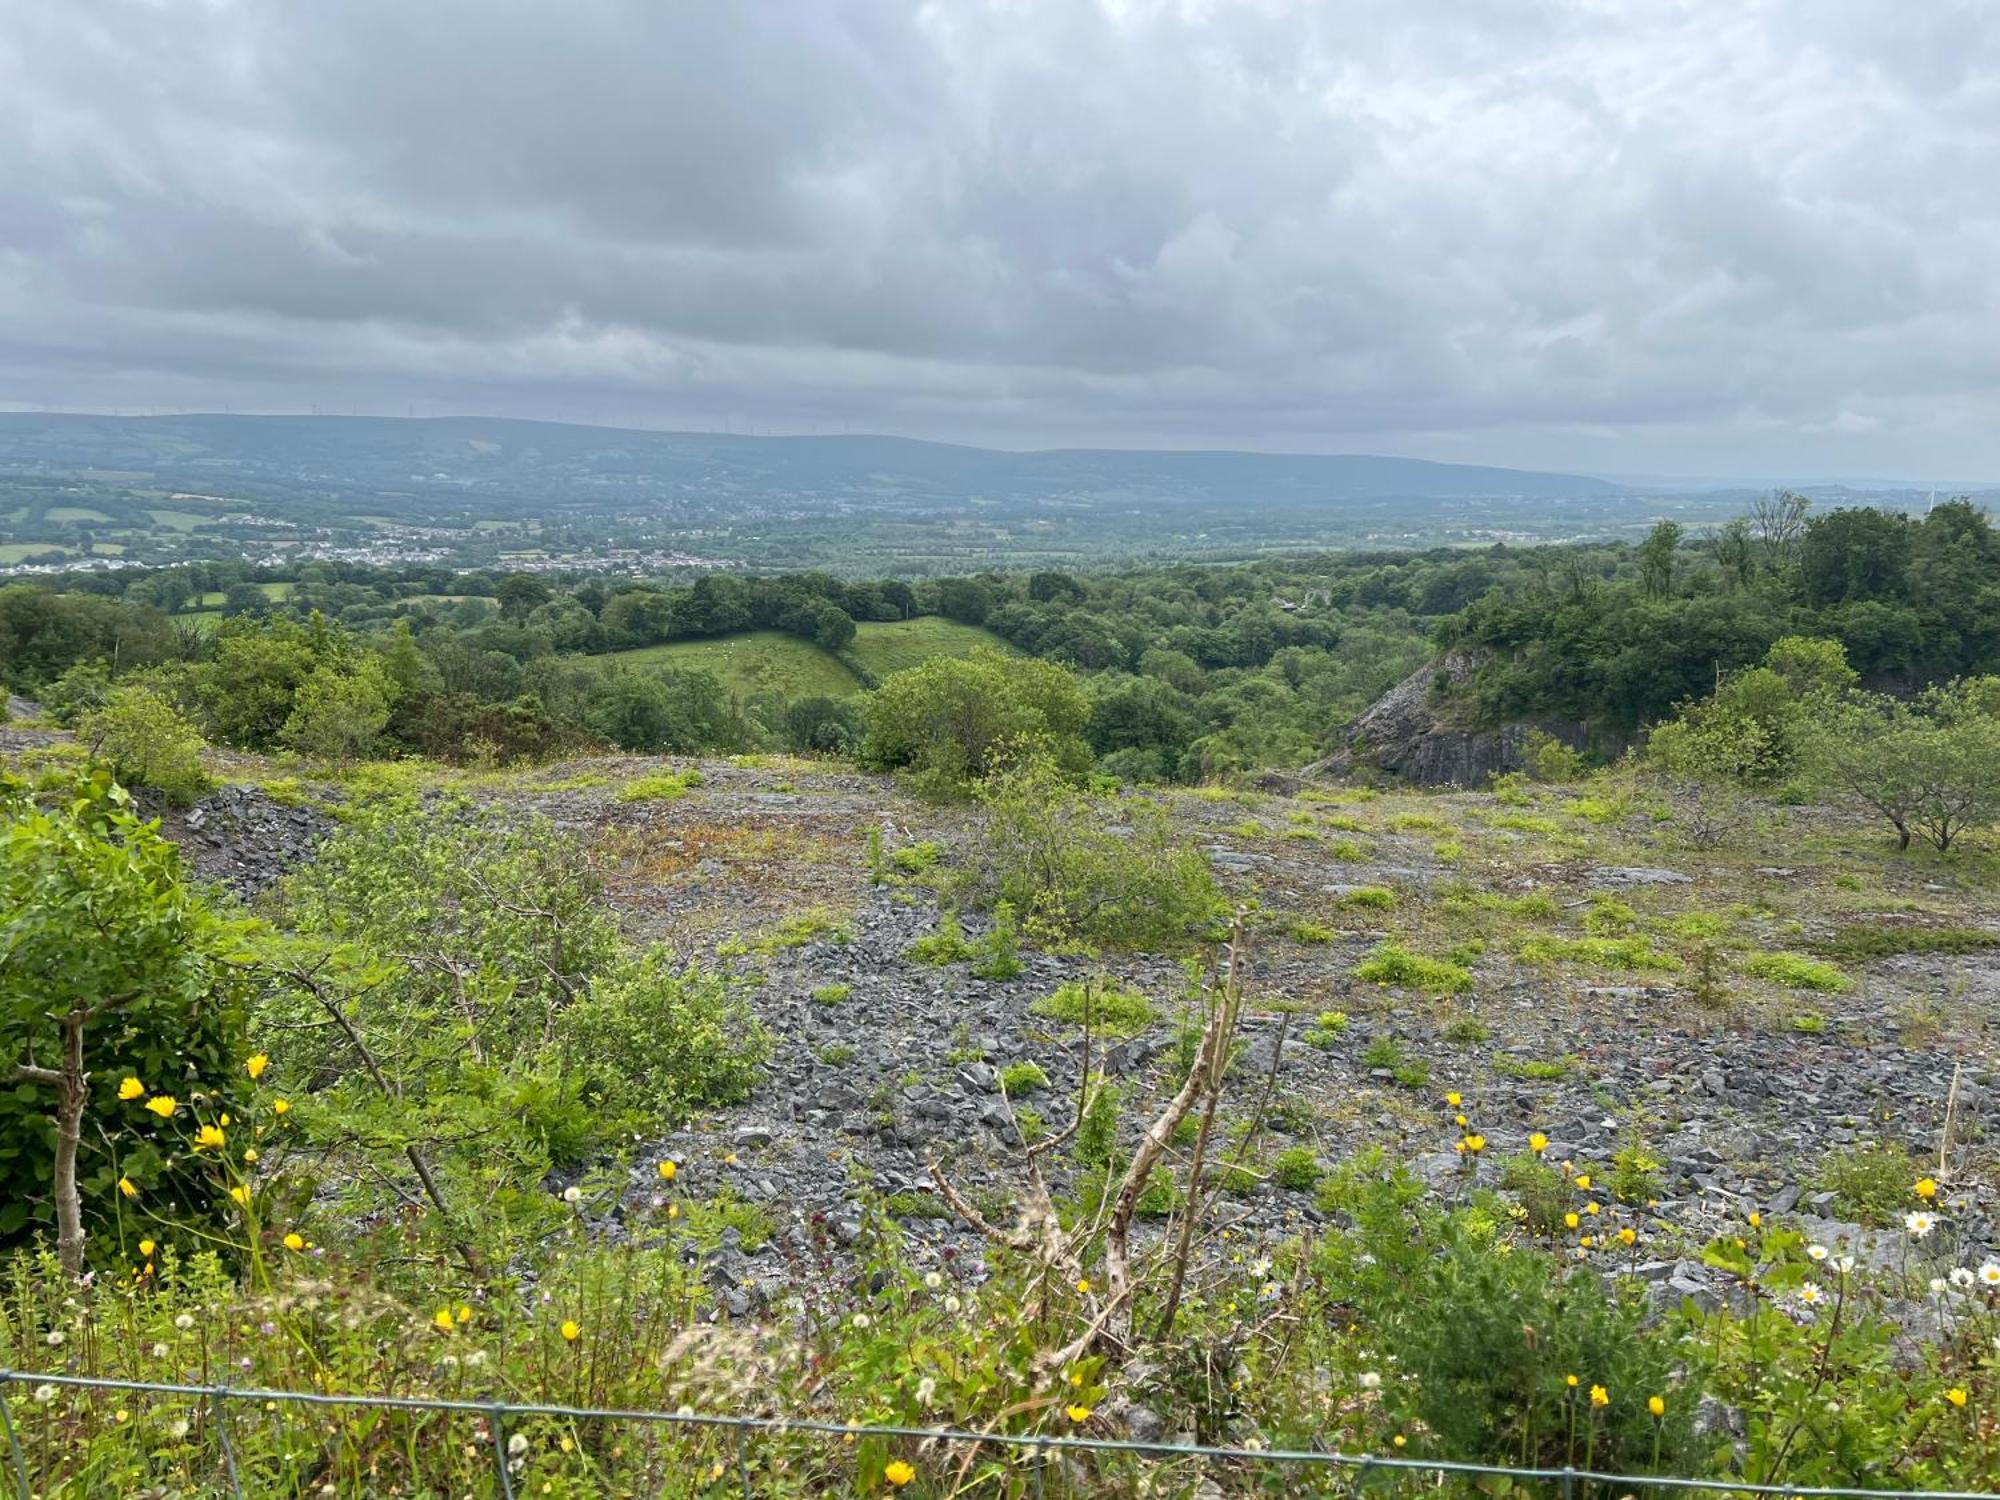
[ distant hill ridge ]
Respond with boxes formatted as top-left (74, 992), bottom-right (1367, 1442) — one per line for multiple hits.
top-left (0, 412), bottom-right (1624, 505)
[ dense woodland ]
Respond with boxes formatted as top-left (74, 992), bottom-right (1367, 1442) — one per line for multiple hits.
top-left (8, 497), bottom-right (2000, 786)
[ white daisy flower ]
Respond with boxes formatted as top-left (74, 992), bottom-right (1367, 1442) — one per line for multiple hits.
top-left (1806, 1244), bottom-right (1829, 1262)
top-left (1905, 1211), bottom-right (1936, 1238)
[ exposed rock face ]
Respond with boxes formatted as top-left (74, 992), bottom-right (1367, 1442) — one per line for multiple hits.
top-left (1311, 649), bottom-right (1602, 787)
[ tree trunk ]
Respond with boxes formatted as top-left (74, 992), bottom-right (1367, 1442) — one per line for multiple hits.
top-left (1893, 818), bottom-right (1911, 851)
top-left (53, 1012), bottom-right (89, 1278)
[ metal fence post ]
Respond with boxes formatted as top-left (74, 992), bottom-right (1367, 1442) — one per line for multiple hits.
top-left (211, 1387), bottom-right (245, 1500)
top-left (737, 1424), bottom-right (751, 1500)
top-left (1562, 1465), bottom-right (1576, 1500)
top-left (0, 1377), bottom-right (29, 1500)
top-left (488, 1404), bottom-right (517, 1500)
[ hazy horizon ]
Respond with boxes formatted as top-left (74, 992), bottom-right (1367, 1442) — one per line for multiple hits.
top-left (5, 2), bottom-right (1998, 481)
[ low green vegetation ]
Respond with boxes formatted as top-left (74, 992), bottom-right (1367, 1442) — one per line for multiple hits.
top-left (1029, 978), bottom-right (1156, 1037)
top-left (1741, 951), bottom-right (1851, 992)
top-left (1353, 943), bottom-right (1473, 996)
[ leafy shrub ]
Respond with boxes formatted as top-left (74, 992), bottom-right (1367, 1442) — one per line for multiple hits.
top-left (76, 685), bottom-right (213, 807)
top-left (1287, 918), bottom-right (1335, 944)
top-left (1353, 943), bottom-right (1473, 995)
top-left (811, 983), bottom-right (851, 1006)
top-left (1030, 979), bottom-right (1155, 1038)
top-left (1499, 1152), bottom-right (1573, 1234)
top-left (558, 955), bottom-right (769, 1126)
top-left (1609, 1138), bottom-right (1664, 1204)
top-left (0, 774), bottom-right (253, 1264)
top-left (907, 911), bottom-right (976, 965)
top-left (1442, 1016), bottom-right (1492, 1043)
top-left (964, 756), bottom-right (1220, 952)
top-left (859, 648), bottom-right (1091, 795)
top-left (970, 901), bottom-right (1025, 980)
top-left (1074, 1075), bottom-right (1122, 1165)
top-left (1270, 1146), bottom-right (1321, 1192)
top-left (1741, 951), bottom-right (1850, 991)
top-left (1524, 729), bottom-right (1589, 783)
top-left (1814, 1142), bottom-right (1925, 1226)
top-left (891, 840), bottom-right (943, 875)
top-left (1320, 1193), bottom-right (1698, 1474)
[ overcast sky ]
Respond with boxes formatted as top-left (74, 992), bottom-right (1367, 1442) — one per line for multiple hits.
top-left (2, 1), bottom-right (1996, 480)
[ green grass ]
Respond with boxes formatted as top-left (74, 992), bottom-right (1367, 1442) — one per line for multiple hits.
top-left (145, 508), bottom-right (211, 531)
top-left (615, 769), bottom-right (704, 803)
top-left (44, 506), bottom-right (113, 523)
top-left (1353, 943), bottom-right (1473, 995)
top-left (1030, 979), bottom-right (1155, 1037)
top-left (1514, 935), bottom-right (1681, 972)
top-left (0, 544), bottom-right (66, 563)
top-left (607, 632), bottom-right (862, 700)
top-left (193, 583), bottom-right (295, 605)
top-left (1741, 951), bottom-right (1851, 992)
top-left (1812, 924), bottom-right (2000, 963)
top-left (847, 618), bottom-right (1010, 678)
top-left (599, 619), bottom-right (1010, 703)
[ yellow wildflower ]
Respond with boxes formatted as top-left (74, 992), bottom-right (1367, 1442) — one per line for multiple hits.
top-left (272, 1099), bottom-right (290, 1115)
top-left (117, 1177), bottom-right (138, 1199)
top-left (1444, 1091), bottom-right (1461, 1107)
top-left (1574, 1174), bottom-right (1591, 1191)
top-left (246, 1053), bottom-right (269, 1080)
top-left (1565, 1374), bottom-right (1579, 1389)
top-left (1528, 1132), bottom-right (1548, 1154)
top-left (1392, 1434), bottom-right (1406, 1448)
top-left (1747, 1212), bottom-right (1761, 1228)
top-left (1590, 1385), bottom-right (1609, 1408)
top-left (283, 1232), bottom-right (305, 1252)
top-left (1946, 1388), bottom-right (1968, 1408)
top-left (228, 1185), bottom-right (249, 1207)
top-left (434, 1308), bottom-right (455, 1333)
top-left (1066, 1404), bottom-right (1092, 1423)
top-left (561, 1320), bottom-right (581, 1342)
top-left (138, 1239), bottom-right (155, 1257)
top-left (1464, 1134), bottom-right (1485, 1153)
top-left (145, 1095), bottom-right (178, 1119)
top-left (657, 1159), bottom-right (677, 1181)
top-left (1617, 1227), bottom-right (1637, 1247)
top-left (118, 1077), bottom-right (145, 1101)
top-left (195, 1124), bottom-right (226, 1150)
top-left (1075, 1278), bottom-right (1091, 1294)
top-left (884, 1460), bottom-right (916, 1487)
top-left (1648, 1395), bottom-right (1665, 1418)
top-left (456, 1305), bottom-right (472, 1324)
top-left (1564, 1212), bottom-right (1580, 1230)
top-left (1915, 1177), bottom-right (1938, 1201)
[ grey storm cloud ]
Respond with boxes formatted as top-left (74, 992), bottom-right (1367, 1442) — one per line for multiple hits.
top-left (1, 0), bottom-right (1997, 477)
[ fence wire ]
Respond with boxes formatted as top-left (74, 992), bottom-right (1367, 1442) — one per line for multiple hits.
top-left (2, 1368), bottom-right (1995, 1500)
